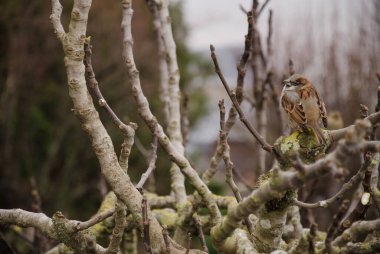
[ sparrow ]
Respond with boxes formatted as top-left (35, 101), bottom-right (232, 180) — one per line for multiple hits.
top-left (280, 74), bottom-right (328, 144)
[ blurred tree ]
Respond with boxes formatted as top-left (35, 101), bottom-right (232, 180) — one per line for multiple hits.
top-left (0, 0), bottom-right (208, 222)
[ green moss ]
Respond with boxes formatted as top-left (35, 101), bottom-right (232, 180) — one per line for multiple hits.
top-left (256, 170), bottom-right (273, 187)
top-left (265, 190), bottom-right (296, 212)
top-left (274, 129), bottom-right (329, 170)
top-left (153, 209), bottom-right (178, 226)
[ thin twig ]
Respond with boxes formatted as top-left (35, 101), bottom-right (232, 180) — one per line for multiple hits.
top-left (233, 168), bottom-right (254, 191)
top-left (84, 42), bottom-right (137, 174)
top-left (75, 209), bottom-right (115, 231)
top-left (294, 162), bottom-right (367, 209)
top-left (236, 11), bottom-right (254, 103)
top-left (288, 59), bottom-right (295, 76)
top-left (134, 136), bottom-right (151, 158)
top-left (182, 93), bottom-right (190, 147)
top-left (202, 10), bottom-right (254, 184)
top-left (334, 152), bottom-right (374, 237)
top-left (142, 196), bottom-right (152, 254)
top-left (29, 177), bottom-right (49, 252)
top-left (370, 153), bottom-right (380, 212)
top-left (308, 223), bottom-right (317, 254)
top-left (162, 225), bottom-right (171, 254)
top-left (324, 199), bottom-right (350, 253)
top-left (218, 101), bottom-right (255, 237)
top-left (265, 10), bottom-right (280, 118)
top-left (136, 134), bottom-right (158, 191)
top-left (257, 0), bottom-right (271, 17)
top-left (239, 4), bottom-right (248, 14)
top-left (83, 42), bottom-right (137, 136)
top-left (193, 214), bottom-right (208, 253)
top-left (185, 232), bottom-right (192, 254)
top-left (210, 44), bottom-right (274, 153)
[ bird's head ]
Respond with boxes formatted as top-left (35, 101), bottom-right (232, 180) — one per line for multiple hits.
top-left (282, 74), bottom-right (310, 91)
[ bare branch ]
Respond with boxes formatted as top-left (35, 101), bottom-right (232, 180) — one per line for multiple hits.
top-left (202, 11), bottom-right (254, 184)
top-left (333, 219), bottom-right (380, 247)
top-left (145, 0), bottom-right (170, 124)
top-left (75, 208), bottom-right (115, 231)
top-left (142, 196), bottom-right (152, 254)
top-left (83, 42), bottom-right (137, 174)
top-left (84, 42), bottom-right (137, 137)
top-left (218, 100), bottom-right (255, 237)
top-left (182, 93), bottom-right (190, 147)
top-left (211, 119), bottom-right (379, 249)
top-left (0, 209), bottom-right (106, 252)
top-left (134, 136), bottom-right (151, 158)
top-left (49, 0), bottom-right (65, 40)
top-left (307, 223), bottom-right (317, 254)
top-left (340, 239), bottom-right (380, 254)
top-left (334, 150), bottom-right (378, 237)
top-left (210, 44), bottom-right (274, 153)
top-left (162, 225), bottom-right (171, 254)
top-left (330, 111), bottom-right (380, 141)
top-left (293, 161), bottom-right (367, 209)
top-left (257, 0), bottom-right (271, 17)
top-left (185, 232), bottom-right (192, 254)
top-left (105, 200), bottom-right (126, 254)
top-left (146, 0), bottom-right (188, 206)
top-left (121, 0), bottom-right (221, 224)
top-left (232, 167), bottom-right (254, 191)
top-left (370, 153), bottom-right (380, 211)
top-left (288, 59), bottom-right (295, 76)
top-left (136, 134), bottom-right (158, 191)
top-left (236, 11), bottom-right (254, 103)
top-left (193, 214), bottom-right (208, 253)
top-left (324, 199), bottom-right (350, 253)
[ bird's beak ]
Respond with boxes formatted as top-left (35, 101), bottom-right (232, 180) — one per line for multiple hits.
top-left (283, 79), bottom-right (291, 88)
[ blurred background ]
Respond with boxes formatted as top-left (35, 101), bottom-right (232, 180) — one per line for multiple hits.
top-left (0, 0), bottom-right (379, 252)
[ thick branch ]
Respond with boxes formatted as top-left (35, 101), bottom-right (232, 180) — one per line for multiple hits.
top-left (147, 0), bottom-right (188, 206)
top-left (333, 219), bottom-right (380, 247)
top-left (0, 209), bottom-right (105, 253)
top-left (50, 0), bottom-right (65, 40)
top-left (211, 120), bottom-right (379, 251)
top-left (330, 111), bottom-right (380, 141)
top-left (105, 200), bottom-right (126, 254)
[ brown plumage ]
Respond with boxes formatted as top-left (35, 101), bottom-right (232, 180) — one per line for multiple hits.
top-left (280, 74), bottom-right (328, 144)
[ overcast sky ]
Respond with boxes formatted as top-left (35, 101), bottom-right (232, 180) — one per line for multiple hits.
top-left (183, 0), bottom-right (369, 51)
top-left (182, 0), bottom-right (376, 147)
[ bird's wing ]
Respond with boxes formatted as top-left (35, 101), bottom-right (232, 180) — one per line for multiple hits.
top-left (281, 94), bottom-right (307, 127)
top-left (299, 84), bottom-right (328, 128)
top-left (315, 91), bottom-right (328, 128)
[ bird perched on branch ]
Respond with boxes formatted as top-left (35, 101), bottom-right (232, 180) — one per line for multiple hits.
top-left (280, 74), bottom-right (328, 144)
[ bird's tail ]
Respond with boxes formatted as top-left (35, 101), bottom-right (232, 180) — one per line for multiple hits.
top-left (310, 124), bottom-right (327, 145)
